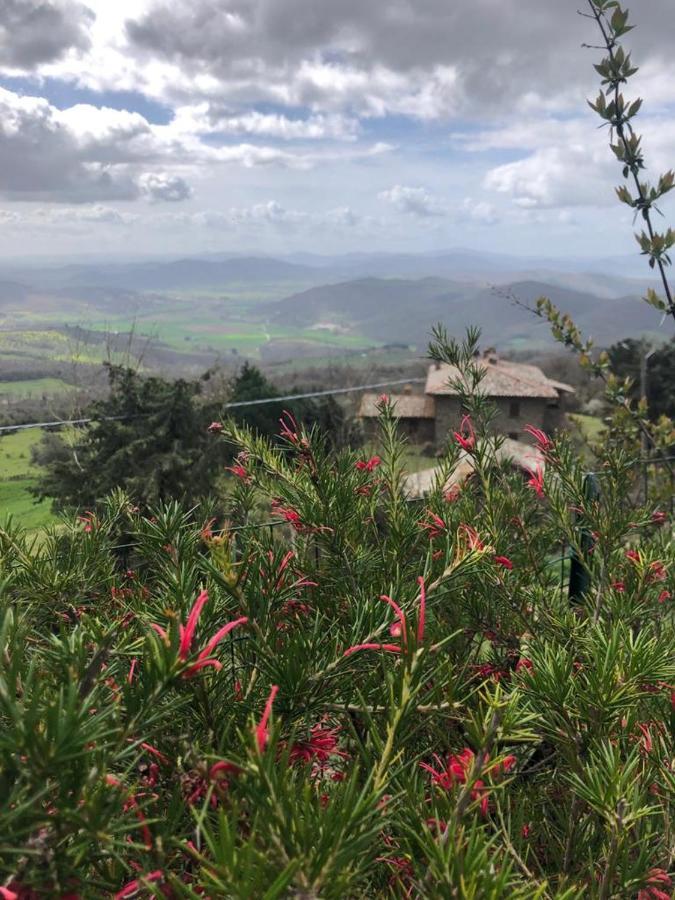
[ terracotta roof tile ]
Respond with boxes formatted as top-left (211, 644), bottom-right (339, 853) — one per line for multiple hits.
top-left (358, 392), bottom-right (436, 419)
top-left (425, 359), bottom-right (570, 399)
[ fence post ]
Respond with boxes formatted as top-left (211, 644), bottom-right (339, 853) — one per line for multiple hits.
top-left (568, 472), bottom-right (600, 603)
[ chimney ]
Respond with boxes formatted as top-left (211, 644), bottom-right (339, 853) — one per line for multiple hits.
top-left (403, 383), bottom-right (413, 395)
top-left (484, 347), bottom-right (498, 364)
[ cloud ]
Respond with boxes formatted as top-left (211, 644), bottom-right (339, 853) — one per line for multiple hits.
top-left (379, 185), bottom-right (445, 217)
top-left (0, 0), bottom-right (93, 68)
top-left (475, 114), bottom-right (675, 210)
top-left (139, 172), bottom-right (192, 202)
top-left (171, 105), bottom-right (359, 140)
top-left (459, 197), bottom-right (498, 225)
top-left (118, 0), bottom-right (674, 118)
top-left (0, 85), bottom-right (391, 204)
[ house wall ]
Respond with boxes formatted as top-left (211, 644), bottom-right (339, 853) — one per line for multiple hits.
top-left (360, 417), bottom-right (435, 444)
top-left (433, 396), bottom-right (554, 445)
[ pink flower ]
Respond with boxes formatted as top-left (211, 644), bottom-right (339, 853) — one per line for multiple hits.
top-left (344, 577), bottom-right (426, 658)
top-left (523, 424), bottom-right (553, 451)
top-left (494, 555), bottom-right (513, 570)
top-left (256, 685), bottom-right (279, 752)
top-left (453, 415), bottom-right (475, 451)
top-left (459, 523), bottom-right (484, 551)
top-left (526, 466), bottom-right (545, 499)
top-left (0, 888), bottom-right (18, 900)
top-left (152, 589), bottom-right (247, 678)
top-left (638, 869), bottom-right (672, 900)
top-left (355, 455), bottom-right (381, 472)
top-left (420, 511), bottom-right (447, 539)
top-left (658, 590), bottom-right (671, 603)
top-left (637, 723), bottom-right (653, 754)
top-left (444, 485), bottom-right (461, 503)
top-left (377, 394), bottom-right (389, 406)
top-left (648, 561), bottom-right (667, 583)
top-left (516, 657), bottom-right (533, 674)
top-left (421, 749), bottom-right (489, 815)
top-left (289, 723), bottom-right (348, 766)
top-left (279, 410), bottom-right (309, 448)
top-left (207, 421), bottom-right (223, 433)
top-left (115, 870), bottom-right (164, 899)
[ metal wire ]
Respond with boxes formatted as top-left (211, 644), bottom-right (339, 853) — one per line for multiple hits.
top-left (0, 377), bottom-right (426, 435)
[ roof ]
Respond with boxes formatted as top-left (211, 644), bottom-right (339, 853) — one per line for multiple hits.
top-left (404, 439), bottom-right (545, 499)
top-left (358, 392), bottom-right (436, 420)
top-left (425, 358), bottom-right (574, 400)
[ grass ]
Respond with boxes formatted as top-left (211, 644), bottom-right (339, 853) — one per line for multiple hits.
top-left (569, 414), bottom-right (606, 442)
top-left (0, 378), bottom-right (75, 399)
top-left (0, 429), bottom-right (56, 531)
top-left (0, 478), bottom-right (55, 531)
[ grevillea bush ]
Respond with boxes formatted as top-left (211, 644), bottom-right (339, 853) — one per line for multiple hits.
top-left (1, 3), bottom-right (674, 897)
top-left (0, 323), bottom-right (673, 898)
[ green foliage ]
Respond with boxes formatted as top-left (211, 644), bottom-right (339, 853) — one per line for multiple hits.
top-left (0, 332), bottom-right (673, 896)
top-left (30, 364), bottom-right (225, 515)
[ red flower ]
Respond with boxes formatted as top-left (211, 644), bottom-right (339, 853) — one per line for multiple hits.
top-left (651, 510), bottom-right (668, 525)
top-left (515, 657), bottom-right (533, 674)
top-left (494, 555), bottom-right (513, 570)
top-left (207, 421), bottom-right (223, 434)
top-left (638, 868), bottom-right (672, 900)
top-left (658, 590), bottom-right (671, 603)
top-left (637, 722), bottom-right (653, 755)
top-left (225, 463), bottom-right (249, 481)
top-left (648, 560), bottom-right (667, 583)
top-left (523, 424), bottom-right (553, 451)
top-left (151, 590), bottom-right (247, 678)
top-left (453, 415), bottom-right (475, 451)
top-left (626, 549), bottom-right (641, 563)
top-left (256, 685), bottom-right (279, 752)
top-left (289, 723), bottom-right (348, 766)
top-left (115, 870), bottom-right (164, 899)
top-left (421, 749), bottom-right (489, 815)
top-left (526, 466), bottom-right (545, 498)
top-left (522, 823), bottom-right (531, 839)
top-left (279, 410), bottom-right (309, 448)
top-left (420, 511), bottom-right (447, 539)
top-left (344, 576), bottom-right (426, 658)
top-left (355, 455), bottom-right (381, 472)
top-left (444, 485), bottom-right (461, 503)
top-left (459, 523), bottom-right (484, 551)
top-left (611, 581), bottom-right (625, 593)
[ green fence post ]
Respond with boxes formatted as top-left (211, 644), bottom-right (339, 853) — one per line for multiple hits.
top-left (568, 473), bottom-right (600, 603)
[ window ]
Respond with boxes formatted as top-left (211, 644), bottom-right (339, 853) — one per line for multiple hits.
top-left (509, 400), bottom-right (520, 418)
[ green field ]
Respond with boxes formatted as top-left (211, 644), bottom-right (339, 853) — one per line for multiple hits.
top-left (0, 429), bottom-right (56, 531)
top-left (569, 413), bottom-right (606, 442)
top-left (0, 377), bottom-right (75, 398)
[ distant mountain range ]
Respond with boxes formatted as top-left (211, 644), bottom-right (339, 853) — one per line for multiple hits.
top-left (0, 249), bottom-right (668, 357)
top-left (264, 276), bottom-right (665, 347)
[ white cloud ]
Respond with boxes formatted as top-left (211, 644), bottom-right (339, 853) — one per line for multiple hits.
top-left (171, 105), bottom-right (360, 140)
top-left (379, 185), bottom-right (445, 217)
top-left (139, 172), bottom-right (192, 202)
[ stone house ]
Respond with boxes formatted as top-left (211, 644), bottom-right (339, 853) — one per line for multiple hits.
top-left (358, 349), bottom-right (574, 446)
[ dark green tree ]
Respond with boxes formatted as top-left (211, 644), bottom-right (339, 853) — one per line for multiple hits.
top-left (607, 338), bottom-right (675, 420)
top-left (32, 364), bottom-right (224, 513)
top-left (226, 362), bottom-right (348, 448)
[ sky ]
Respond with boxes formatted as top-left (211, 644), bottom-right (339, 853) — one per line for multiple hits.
top-left (0, 0), bottom-right (674, 261)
